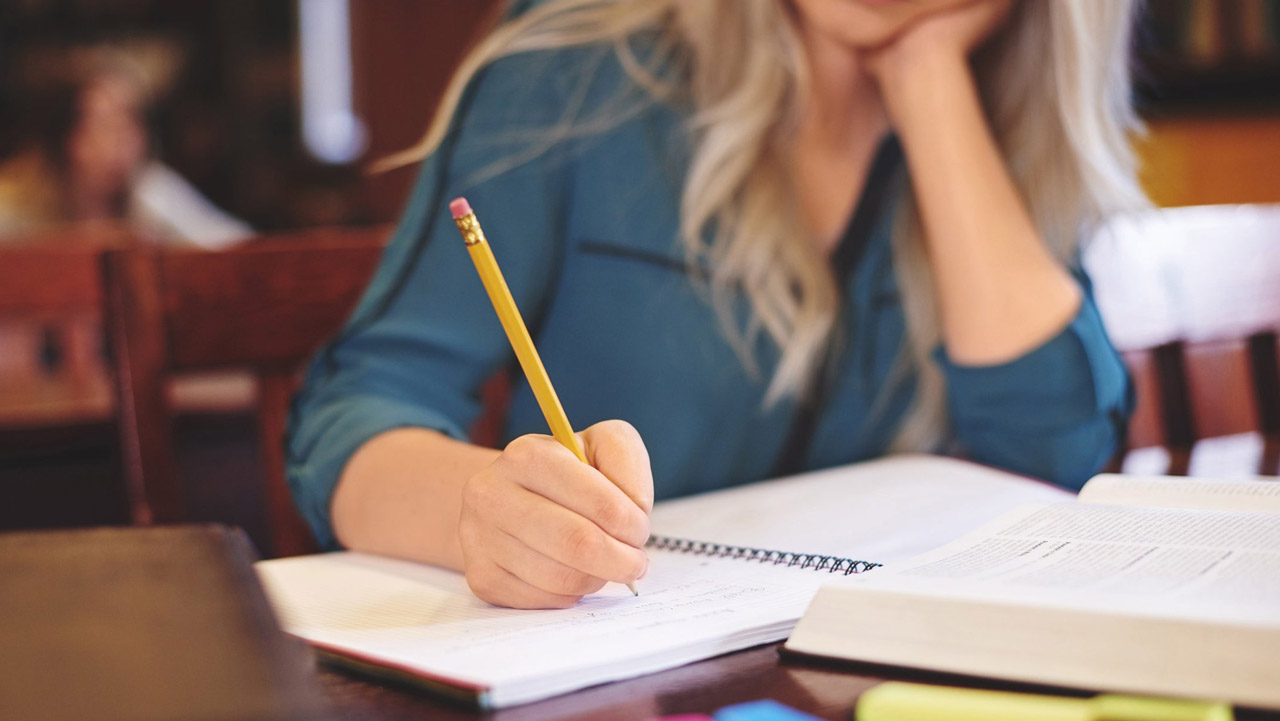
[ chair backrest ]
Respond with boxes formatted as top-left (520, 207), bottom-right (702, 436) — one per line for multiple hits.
top-left (0, 246), bottom-right (103, 319)
top-left (0, 227), bottom-right (133, 426)
top-left (0, 225), bottom-right (133, 317)
top-left (103, 227), bottom-right (390, 555)
top-left (1086, 204), bottom-right (1280, 476)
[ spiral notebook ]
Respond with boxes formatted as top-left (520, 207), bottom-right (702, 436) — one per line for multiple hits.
top-left (255, 454), bottom-right (1071, 709)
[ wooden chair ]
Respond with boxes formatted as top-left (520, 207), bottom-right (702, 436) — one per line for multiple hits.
top-left (0, 244), bottom-right (105, 316)
top-left (0, 228), bottom-right (138, 530)
top-left (102, 227), bottom-right (390, 555)
top-left (1086, 204), bottom-right (1280, 477)
top-left (0, 227), bottom-right (139, 431)
top-left (0, 244), bottom-right (104, 392)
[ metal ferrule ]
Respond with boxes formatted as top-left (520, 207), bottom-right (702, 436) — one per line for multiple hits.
top-left (453, 213), bottom-right (486, 246)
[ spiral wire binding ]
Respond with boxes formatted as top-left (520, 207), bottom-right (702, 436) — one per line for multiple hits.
top-left (646, 535), bottom-right (881, 575)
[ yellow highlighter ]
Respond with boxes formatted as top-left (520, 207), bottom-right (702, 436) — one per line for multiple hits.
top-left (856, 682), bottom-right (1233, 721)
top-left (449, 196), bottom-right (638, 596)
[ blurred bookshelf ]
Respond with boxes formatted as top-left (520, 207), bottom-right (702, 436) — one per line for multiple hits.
top-left (1135, 0), bottom-right (1280, 113)
top-left (1133, 0), bottom-right (1280, 206)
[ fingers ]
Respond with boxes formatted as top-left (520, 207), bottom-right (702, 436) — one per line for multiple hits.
top-left (501, 429), bottom-right (652, 548)
top-left (489, 528), bottom-right (609, 598)
top-left (458, 422), bottom-right (654, 609)
top-left (466, 558), bottom-right (582, 610)
top-left (580, 420), bottom-right (655, 514)
top-left (479, 478), bottom-right (647, 585)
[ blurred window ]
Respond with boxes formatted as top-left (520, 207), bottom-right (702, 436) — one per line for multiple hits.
top-left (298, 0), bottom-right (366, 164)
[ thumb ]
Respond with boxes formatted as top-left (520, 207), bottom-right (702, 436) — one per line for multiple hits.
top-left (578, 419), bottom-right (654, 515)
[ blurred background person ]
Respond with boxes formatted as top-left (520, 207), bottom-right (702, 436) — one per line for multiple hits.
top-left (0, 50), bottom-right (251, 248)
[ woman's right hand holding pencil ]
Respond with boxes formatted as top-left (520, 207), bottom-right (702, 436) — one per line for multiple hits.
top-left (459, 419), bottom-right (654, 609)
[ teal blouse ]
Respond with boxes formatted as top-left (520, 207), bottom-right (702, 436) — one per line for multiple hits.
top-left (285, 44), bottom-right (1133, 550)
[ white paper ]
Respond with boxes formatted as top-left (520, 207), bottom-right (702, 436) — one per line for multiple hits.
top-left (858, 502), bottom-right (1280, 624)
top-left (255, 454), bottom-right (1074, 707)
top-left (1080, 472), bottom-right (1280, 513)
top-left (649, 454), bottom-right (1070, 564)
top-left (258, 549), bottom-right (821, 706)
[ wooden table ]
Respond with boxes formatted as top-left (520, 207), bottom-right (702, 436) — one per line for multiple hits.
top-left (314, 643), bottom-right (1280, 721)
top-left (0, 347), bottom-right (261, 532)
top-left (316, 643), bottom-right (876, 721)
top-left (6, 522), bottom-right (1277, 721)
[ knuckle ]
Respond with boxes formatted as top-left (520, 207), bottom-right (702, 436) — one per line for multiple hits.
top-left (563, 522), bottom-right (602, 562)
top-left (501, 434), bottom-right (539, 465)
top-left (462, 473), bottom-right (501, 513)
top-left (592, 492), bottom-right (647, 544)
top-left (599, 419), bottom-right (642, 446)
top-left (461, 475), bottom-right (486, 508)
top-left (593, 496), bottom-right (629, 534)
top-left (500, 434), bottom-right (563, 486)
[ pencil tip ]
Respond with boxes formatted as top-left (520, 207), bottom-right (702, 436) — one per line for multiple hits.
top-left (627, 581), bottom-right (639, 596)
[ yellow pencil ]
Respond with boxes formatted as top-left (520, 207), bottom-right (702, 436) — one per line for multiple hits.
top-left (450, 197), bottom-right (639, 596)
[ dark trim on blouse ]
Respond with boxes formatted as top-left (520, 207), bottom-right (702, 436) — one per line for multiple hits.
top-left (770, 134), bottom-right (905, 478)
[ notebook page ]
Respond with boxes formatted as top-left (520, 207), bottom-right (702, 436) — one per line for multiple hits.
top-left (257, 548), bottom-right (827, 706)
top-left (650, 454), bottom-right (1071, 564)
top-left (844, 502), bottom-right (1280, 625)
top-left (257, 455), bottom-right (1075, 706)
top-left (1079, 474), bottom-right (1280, 513)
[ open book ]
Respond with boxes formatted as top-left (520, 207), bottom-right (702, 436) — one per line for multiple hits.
top-left (254, 454), bottom-right (1068, 708)
top-left (785, 473), bottom-right (1280, 709)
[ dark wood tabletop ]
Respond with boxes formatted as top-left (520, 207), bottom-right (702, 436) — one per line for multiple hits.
top-left (315, 642), bottom-right (878, 721)
top-left (314, 641), bottom-right (1280, 721)
top-left (315, 642), bottom-right (1280, 721)
top-left (4, 523), bottom-right (1277, 721)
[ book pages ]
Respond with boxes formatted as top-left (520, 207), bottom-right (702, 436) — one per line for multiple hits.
top-left (1079, 473), bottom-right (1280, 513)
top-left (841, 502), bottom-right (1280, 623)
top-left (787, 501), bottom-right (1280, 708)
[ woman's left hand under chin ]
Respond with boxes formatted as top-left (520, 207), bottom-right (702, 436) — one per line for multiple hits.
top-left (864, 0), bottom-right (1015, 97)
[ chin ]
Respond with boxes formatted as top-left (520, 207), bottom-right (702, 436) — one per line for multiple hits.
top-left (789, 0), bottom-right (974, 49)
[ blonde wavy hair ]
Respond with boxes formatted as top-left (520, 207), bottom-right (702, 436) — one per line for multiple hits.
top-left (384, 0), bottom-right (1147, 451)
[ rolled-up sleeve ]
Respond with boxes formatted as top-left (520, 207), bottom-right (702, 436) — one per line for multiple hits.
top-left (284, 51), bottom-right (582, 549)
top-left (937, 276), bottom-right (1134, 491)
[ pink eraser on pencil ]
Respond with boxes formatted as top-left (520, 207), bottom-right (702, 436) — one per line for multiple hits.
top-left (449, 197), bottom-right (473, 218)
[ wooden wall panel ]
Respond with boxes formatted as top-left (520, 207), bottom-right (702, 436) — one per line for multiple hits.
top-left (1138, 114), bottom-right (1280, 207)
top-left (349, 0), bottom-right (502, 222)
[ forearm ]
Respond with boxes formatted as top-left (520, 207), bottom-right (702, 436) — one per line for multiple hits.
top-left (881, 50), bottom-right (1080, 365)
top-left (940, 295), bottom-right (1134, 488)
top-left (331, 428), bottom-right (499, 570)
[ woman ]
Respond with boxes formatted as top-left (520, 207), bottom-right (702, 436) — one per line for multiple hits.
top-left (288, 0), bottom-right (1143, 609)
top-left (0, 57), bottom-right (250, 247)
